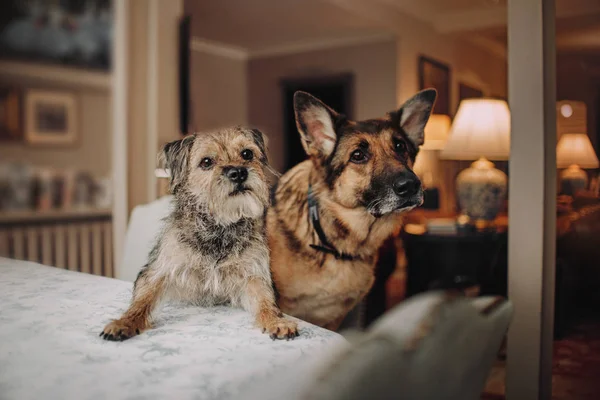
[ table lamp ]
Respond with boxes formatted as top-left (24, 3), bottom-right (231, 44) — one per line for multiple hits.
top-left (440, 98), bottom-right (511, 223)
top-left (556, 133), bottom-right (599, 195)
top-left (421, 114), bottom-right (451, 150)
top-left (413, 115), bottom-right (451, 209)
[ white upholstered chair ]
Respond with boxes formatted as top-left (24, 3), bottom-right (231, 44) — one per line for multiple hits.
top-left (247, 292), bottom-right (512, 400)
top-left (117, 195), bottom-right (173, 282)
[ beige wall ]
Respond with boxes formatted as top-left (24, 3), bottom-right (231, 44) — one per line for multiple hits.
top-left (247, 39), bottom-right (398, 172)
top-left (396, 32), bottom-right (507, 114)
top-left (190, 51), bottom-right (248, 132)
top-left (0, 76), bottom-right (111, 177)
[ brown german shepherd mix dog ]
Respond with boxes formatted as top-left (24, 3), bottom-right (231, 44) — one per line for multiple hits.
top-left (267, 89), bottom-right (437, 330)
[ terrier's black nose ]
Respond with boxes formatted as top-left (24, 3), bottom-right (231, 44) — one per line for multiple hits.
top-left (224, 166), bottom-right (248, 184)
top-left (393, 176), bottom-right (421, 197)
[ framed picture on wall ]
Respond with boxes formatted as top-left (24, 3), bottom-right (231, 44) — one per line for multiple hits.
top-left (0, 0), bottom-right (113, 71)
top-left (0, 87), bottom-right (22, 141)
top-left (25, 90), bottom-right (78, 146)
top-left (418, 56), bottom-right (450, 115)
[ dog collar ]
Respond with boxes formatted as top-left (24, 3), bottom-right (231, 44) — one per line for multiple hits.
top-left (307, 184), bottom-right (356, 261)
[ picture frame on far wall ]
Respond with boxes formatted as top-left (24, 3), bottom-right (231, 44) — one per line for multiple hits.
top-left (419, 56), bottom-right (450, 115)
top-left (0, 0), bottom-right (113, 71)
top-left (25, 90), bottom-right (78, 146)
top-left (0, 87), bottom-right (22, 141)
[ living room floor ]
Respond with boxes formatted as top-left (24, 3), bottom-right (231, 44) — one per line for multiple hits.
top-left (483, 316), bottom-right (600, 400)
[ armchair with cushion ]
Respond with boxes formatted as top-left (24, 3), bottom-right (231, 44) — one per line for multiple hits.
top-left (248, 292), bottom-right (513, 400)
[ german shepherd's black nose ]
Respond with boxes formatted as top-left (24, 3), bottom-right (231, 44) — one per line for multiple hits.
top-left (393, 172), bottom-right (421, 197)
top-left (224, 166), bottom-right (248, 184)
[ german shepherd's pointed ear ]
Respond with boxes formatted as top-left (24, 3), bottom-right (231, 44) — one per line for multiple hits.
top-left (161, 135), bottom-right (195, 194)
top-left (293, 91), bottom-right (342, 158)
top-left (390, 89), bottom-right (437, 148)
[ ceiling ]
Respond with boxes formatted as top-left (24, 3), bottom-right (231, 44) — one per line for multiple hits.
top-left (184, 0), bottom-right (600, 56)
top-left (184, 0), bottom-right (392, 53)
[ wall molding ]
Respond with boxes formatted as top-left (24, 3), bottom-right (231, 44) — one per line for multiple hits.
top-left (248, 33), bottom-right (395, 59)
top-left (190, 38), bottom-right (249, 60)
top-left (0, 60), bottom-right (111, 90)
top-left (467, 34), bottom-right (507, 60)
top-left (190, 33), bottom-right (395, 61)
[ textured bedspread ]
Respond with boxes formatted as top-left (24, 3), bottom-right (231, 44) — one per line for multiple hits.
top-left (0, 259), bottom-right (344, 400)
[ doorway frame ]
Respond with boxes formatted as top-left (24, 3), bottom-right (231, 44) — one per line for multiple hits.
top-left (279, 73), bottom-right (355, 170)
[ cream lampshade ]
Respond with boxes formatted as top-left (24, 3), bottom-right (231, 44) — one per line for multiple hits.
top-left (421, 114), bottom-right (451, 150)
top-left (413, 115), bottom-right (451, 210)
top-left (440, 98), bottom-right (511, 222)
top-left (556, 133), bottom-right (599, 195)
top-left (414, 115), bottom-right (451, 184)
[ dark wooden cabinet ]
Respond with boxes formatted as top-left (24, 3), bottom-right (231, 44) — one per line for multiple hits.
top-left (400, 227), bottom-right (508, 298)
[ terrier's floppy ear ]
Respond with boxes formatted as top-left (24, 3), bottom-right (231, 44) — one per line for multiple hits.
top-left (250, 128), bottom-right (269, 164)
top-left (162, 135), bottom-right (195, 194)
top-left (390, 89), bottom-right (437, 148)
top-left (293, 91), bottom-right (342, 158)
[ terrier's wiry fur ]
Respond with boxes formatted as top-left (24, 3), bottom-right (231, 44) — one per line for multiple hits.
top-left (101, 127), bottom-right (298, 341)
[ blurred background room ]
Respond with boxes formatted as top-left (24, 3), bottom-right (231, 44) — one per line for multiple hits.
top-left (1, 0), bottom-right (600, 399)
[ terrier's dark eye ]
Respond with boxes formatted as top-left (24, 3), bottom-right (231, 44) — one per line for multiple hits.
top-left (350, 149), bottom-right (368, 164)
top-left (241, 149), bottom-right (254, 161)
top-left (199, 157), bottom-right (213, 169)
top-left (394, 139), bottom-right (407, 154)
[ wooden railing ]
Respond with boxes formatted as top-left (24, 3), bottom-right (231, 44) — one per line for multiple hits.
top-left (0, 208), bottom-right (113, 277)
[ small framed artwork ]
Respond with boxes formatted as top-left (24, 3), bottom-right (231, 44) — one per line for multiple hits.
top-left (458, 82), bottom-right (484, 103)
top-left (419, 56), bottom-right (451, 115)
top-left (25, 90), bottom-right (78, 146)
top-left (0, 87), bottom-right (22, 141)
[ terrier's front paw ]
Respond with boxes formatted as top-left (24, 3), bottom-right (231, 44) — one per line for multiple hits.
top-left (100, 319), bottom-right (143, 341)
top-left (262, 318), bottom-right (299, 340)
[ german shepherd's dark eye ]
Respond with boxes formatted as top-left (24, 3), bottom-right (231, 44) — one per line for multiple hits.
top-left (394, 138), bottom-right (408, 154)
top-left (199, 157), bottom-right (214, 169)
top-left (241, 149), bottom-right (254, 161)
top-left (350, 149), bottom-right (368, 164)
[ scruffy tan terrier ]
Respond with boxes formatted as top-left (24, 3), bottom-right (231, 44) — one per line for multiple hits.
top-left (101, 127), bottom-right (298, 341)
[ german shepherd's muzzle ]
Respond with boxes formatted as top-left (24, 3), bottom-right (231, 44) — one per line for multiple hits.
top-left (267, 89), bottom-right (437, 330)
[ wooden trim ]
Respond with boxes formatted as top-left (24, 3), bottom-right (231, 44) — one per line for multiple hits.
top-left (0, 208), bottom-right (112, 224)
top-left (189, 33), bottom-right (395, 61)
top-left (80, 225), bottom-right (91, 274)
top-left (112, 0), bottom-right (130, 278)
top-left (91, 223), bottom-right (103, 276)
top-left (67, 225), bottom-right (78, 271)
top-left (12, 227), bottom-right (25, 260)
top-left (418, 56), bottom-right (451, 115)
top-left (54, 225), bottom-right (66, 269)
top-left (506, 0), bottom-right (557, 398)
top-left (279, 73), bottom-right (355, 171)
top-left (0, 61), bottom-right (111, 90)
top-left (0, 230), bottom-right (7, 257)
top-left (190, 38), bottom-right (248, 60)
top-left (103, 221), bottom-right (114, 278)
top-left (250, 33), bottom-right (395, 59)
top-left (146, 0), bottom-right (159, 203)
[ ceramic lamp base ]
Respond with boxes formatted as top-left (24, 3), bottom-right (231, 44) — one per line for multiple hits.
top-left (456, 157), bottom-right (507, 222)
top-left (560, 164), bottom-right (587, 196)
